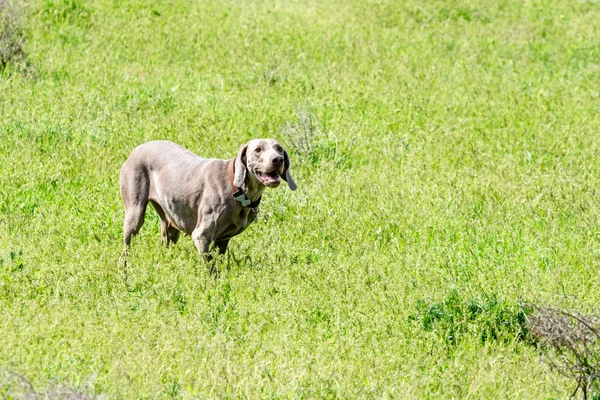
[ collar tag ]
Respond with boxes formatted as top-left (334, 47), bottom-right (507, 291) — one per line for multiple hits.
top-left (234, 192), bottom-right (252, 207)
top-left (233, 189), bottom-right (261, 209)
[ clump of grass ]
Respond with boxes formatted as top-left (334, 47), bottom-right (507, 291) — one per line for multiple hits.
top-left (411, 290), bottom-right (531, 346)
top-left (527, 305), bottom-right (600, 399)
top-left (282, 106), bottom-right (321, 161)
top-left (0, 0), bottom-right (27, 71)
top-left (282, 106), bottom-right (353, 169)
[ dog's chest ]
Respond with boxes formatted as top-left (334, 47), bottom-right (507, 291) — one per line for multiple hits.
top-left (218, 209), bottom-right (258, 240)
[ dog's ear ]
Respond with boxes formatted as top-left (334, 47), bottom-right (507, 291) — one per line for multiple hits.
top-left (233, 143), bottom-right (248, 189)
top-left (281, 150), bottom-right (297, 191)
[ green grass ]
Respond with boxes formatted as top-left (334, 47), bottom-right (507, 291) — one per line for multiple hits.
top-left (2, 0), bottom-right (600, 397)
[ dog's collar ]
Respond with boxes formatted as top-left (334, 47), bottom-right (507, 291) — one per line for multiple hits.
top-left (232, 188), bottom-right (261, 208)
top-left (228, 160), bottom-right (261, 210)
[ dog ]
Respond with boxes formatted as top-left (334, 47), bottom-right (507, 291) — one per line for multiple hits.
top-left (119, 139), bottom-right (296, 261)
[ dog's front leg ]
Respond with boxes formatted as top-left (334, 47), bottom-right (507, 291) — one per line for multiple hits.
top-left (192, 229), bottom-right (213, 262)
top-left (192, 222), bottom-right (221, 276)
top-left (191, 211), bottom-right (218, 262)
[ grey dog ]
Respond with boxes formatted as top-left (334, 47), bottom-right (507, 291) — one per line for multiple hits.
top-left (119, 139), bottom-right (296, 261)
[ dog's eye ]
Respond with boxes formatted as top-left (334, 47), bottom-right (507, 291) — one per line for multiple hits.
top-left (275, 146), bottom-right (283, 152)
top-left (254, 147), bottom-right (262, 153)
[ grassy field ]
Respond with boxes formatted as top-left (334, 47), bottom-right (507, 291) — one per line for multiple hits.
top-left (2, 0), bottom-right (600, 397)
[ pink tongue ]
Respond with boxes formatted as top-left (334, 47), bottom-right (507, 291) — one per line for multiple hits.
top-left (262, 173), bottom-right (280, 184)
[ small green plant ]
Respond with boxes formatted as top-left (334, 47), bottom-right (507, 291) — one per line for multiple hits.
top-left (412, 290), bottom-right (531, 346)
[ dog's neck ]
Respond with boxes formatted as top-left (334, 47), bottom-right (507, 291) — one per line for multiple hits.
top-left (228, 159), bottom-right (265, 206)
top-left (243, 175), bottom-right (265, 201)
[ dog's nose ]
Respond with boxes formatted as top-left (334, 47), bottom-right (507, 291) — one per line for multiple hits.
top-left (271, 155), bottom-right (284, 165)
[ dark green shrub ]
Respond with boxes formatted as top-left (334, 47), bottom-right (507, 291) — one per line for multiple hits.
top-left (412, 289), bottom-right (531, 346)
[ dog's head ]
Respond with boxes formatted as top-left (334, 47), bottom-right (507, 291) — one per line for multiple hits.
top-left (234, 139), bottom-right (297, 191)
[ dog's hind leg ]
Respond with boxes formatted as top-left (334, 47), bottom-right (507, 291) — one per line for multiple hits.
top-left (150, 200), bottom-right (180, 246)
top-left (123, 204), bottom-right (147, 246)
top-left (166, 226), bottom-right (180, 245)
top-left (120, 164), bottom-right (150, 248)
